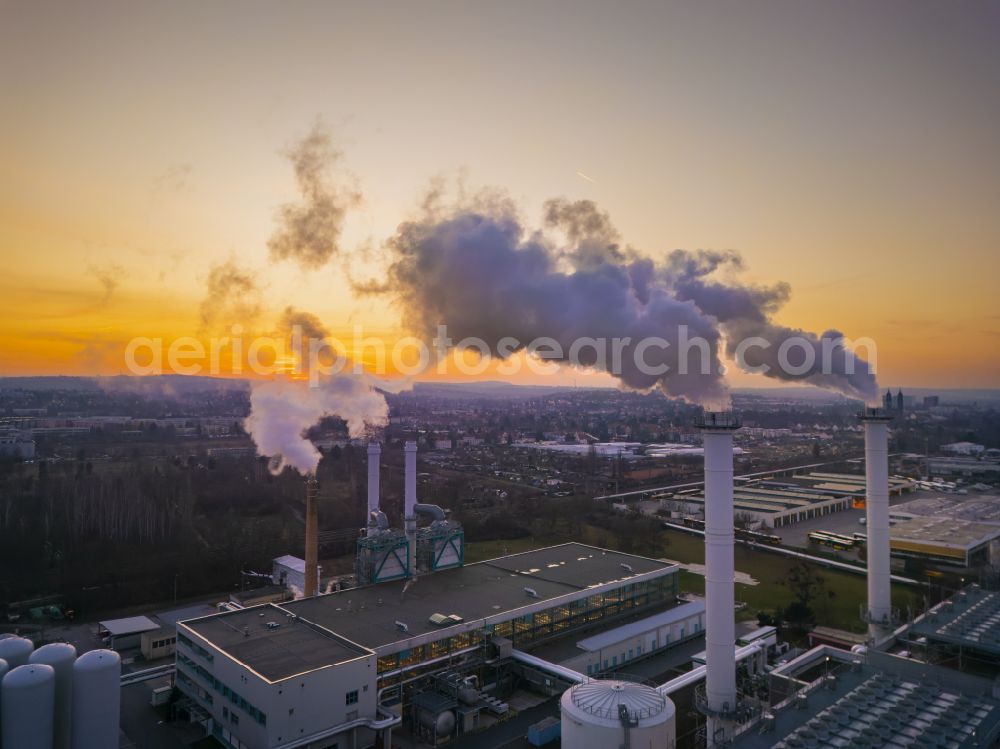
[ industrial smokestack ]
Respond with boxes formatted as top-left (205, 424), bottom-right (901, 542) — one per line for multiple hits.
top-left (404, 441), bottom-right (417, 577)
top-left (367, 442), bottom-right (381, 525)
top-left (860, 407), bottom-right (892, 641)
top-left (304, 478), bottom-right (319, 597)
top-left (699, 410), bottom-right (741, 747)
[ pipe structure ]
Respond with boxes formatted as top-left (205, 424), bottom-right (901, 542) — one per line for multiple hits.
top-left (366, 442), bottom-right (381, 526)
top-left (699, 410), bottom-right (741, 747)
top-left (510, 650), bottom-right (587, 684)
top-left (404, 441), bottom-right (418, 577)
top-left (304, 478), bottom-right (319, 598)
top-left (860, 407), bottom-right (893, 641)
top-left (414, 503), bottom-right (446, 522)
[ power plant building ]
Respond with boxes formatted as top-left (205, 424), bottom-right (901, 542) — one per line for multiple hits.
top-left (170, 417), bottom-right (1000, 749)
top-left (175, 543), bottom-right (681, 749)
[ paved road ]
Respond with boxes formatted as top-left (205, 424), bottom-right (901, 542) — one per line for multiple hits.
top-left (120, 682), bottom-right (192, 749)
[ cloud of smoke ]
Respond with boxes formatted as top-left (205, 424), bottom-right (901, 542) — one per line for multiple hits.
top-left (244, 372), bottom-right (390, 476)
top-left (662, 250), bottom-right (877, 400)
top-left (152, 163), bottom-right (193, 194)
top-left (278, 305), bottom-right (330, 342)
top-left (88, 263), bottom-right (125, 309)
top-left (376, 191), bottom-right (877, 403)
top-left (267, 122), bottom-right (361, 269)
top-left (382, 195), bottom-right (729, 403)
top-left (200, 260), bottom-right (262, 329)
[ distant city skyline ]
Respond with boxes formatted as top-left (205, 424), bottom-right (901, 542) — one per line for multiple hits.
top-left (2, 1), bottom-right (998, 388)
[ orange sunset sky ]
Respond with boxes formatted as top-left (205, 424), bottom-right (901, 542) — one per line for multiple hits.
top-left (1, 1), bottom-right (998, 389)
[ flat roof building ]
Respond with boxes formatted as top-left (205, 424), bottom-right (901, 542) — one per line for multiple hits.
top-left (733, 646), bottom-right (1000, 749)
top-left (909, 584), bottom-right (1000, 662)
top-left (98, 615), bottom-right (160, 651)
top-left (175, 543), bottom-right (682, 749)
top-left (665, 472), bottom-right (915, 528)
top-left (889, 516), bottom-right (1000, 568)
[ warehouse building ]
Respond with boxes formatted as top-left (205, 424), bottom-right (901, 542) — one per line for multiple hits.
top-left (665, 472), bottom-right (914, 528)
top-left (175, 543), bottom-right (682, 749)
top-left (888, 516), bottom-right (1000, 568)
top-left (926, 456), bottom-right (1000, 477)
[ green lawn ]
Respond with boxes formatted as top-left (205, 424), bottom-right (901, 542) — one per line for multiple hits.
top-left (660, 528), bottom-right (920, 633)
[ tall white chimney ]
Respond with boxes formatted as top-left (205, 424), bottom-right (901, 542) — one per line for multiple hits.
top-left (860, 407), bottom-right (892, 641)
top-left (404, 441), bottom-right (418, 577)
top-left (367, 442), bottom-right (381, 525)
top-left (700, 410), bottom-right (740, 747)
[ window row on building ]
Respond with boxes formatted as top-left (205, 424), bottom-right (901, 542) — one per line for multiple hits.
top-left (177, 650), bottom-right (268, 727)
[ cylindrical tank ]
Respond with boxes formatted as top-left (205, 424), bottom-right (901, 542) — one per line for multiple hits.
top-left (0, 658), bottom-right (7, 740)
top-left (560, 680), bottom-right (675, 749)
top-left (30, 642), bottom-right (77, 749)
top-left (2, 663), bottom-right (56, 749)
top-left (0, 636), bottom-right (35, 669)
top-left (70, 649), bottom-right (121, 749)
top-left (418, 708), bottom-right (455, 735)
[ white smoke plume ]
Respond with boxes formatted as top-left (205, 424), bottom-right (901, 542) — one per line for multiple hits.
top-left (244, 372), bottom-right (390, 476)
top-left (375, 192), bottom-right (877, 403)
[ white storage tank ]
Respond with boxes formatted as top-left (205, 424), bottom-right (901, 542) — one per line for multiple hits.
top-left (560, 679), bottom-right (675, 749)
top-left (30, 642), bottom-right (77, 749)
top-left (418, 708), bottom-right (456, 735)
top-left (0, 658), bottom-right (7, 740)
top-left (70, 649), bottom-right (121, 749)
top-left (0, 636), bottom-right (34, 669)
top-left (2, 663), bottom-right (56, 749)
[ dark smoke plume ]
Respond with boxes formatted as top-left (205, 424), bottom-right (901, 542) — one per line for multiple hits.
top-left (199, 260), bottom-right (262, 329)
top-left (278, 305), bottom-right (330, 341)
top-left (377, 193), bottom-right (877, 403)
top-left (267, 123), bottom-right (360, 269)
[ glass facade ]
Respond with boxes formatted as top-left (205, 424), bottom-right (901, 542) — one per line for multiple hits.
top-left (375, 571), bottom-right (677, 685)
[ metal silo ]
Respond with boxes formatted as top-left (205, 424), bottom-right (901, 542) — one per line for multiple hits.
top-left (2, 663), bottom-right (56, 749)
top-left (0, 636), bottom-right (34, 669)
top-left (30, 642), bottom-right (77, 749)
top-left (70, 649), bottom-right (121, 749)
top-left (0, 658), bottom-right (7, 740)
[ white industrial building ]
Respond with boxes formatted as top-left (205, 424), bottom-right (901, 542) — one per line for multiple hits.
top-left (538, 600), bottom-right (706, 676)
top-left (0, 432), bottom-right (35, 460)
top-left (98, 615), bottom-right (161, 651)
top-left (941, 441), bottom-right (986, 455)
top-left (271, 555), bottom-right (321, 596)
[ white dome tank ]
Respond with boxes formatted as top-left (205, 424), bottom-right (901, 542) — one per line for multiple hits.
top-left (561, 679), bottom-right (675, 749)
top-left (70, 649), bottom-right (121, 749)
top-left (2, 663), bottom-right (56, 749)
top-left (0, 636), bottom-right (34, 669)
top-left (31, 642), bottom-right (77, 749)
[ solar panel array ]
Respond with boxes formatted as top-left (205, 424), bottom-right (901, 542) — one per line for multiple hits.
top-left (772, 672), bottom-right (996, 749)
top-left (935, 590), bottom-right (1000, 647)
